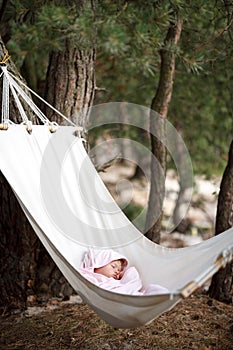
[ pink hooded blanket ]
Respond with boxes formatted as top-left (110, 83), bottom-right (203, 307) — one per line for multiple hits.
top-left (78, 249), bottom-right (169, 295)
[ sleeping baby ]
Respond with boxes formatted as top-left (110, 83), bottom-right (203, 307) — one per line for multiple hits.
top-left (78, 249), bottom-right (169, 295)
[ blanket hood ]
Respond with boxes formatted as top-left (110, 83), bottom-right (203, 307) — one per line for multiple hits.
top-left (81, 249), bottom-right (128, 271)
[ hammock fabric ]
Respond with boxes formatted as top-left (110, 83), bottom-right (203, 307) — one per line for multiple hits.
top-left (0, 65), bottom-right (233, 329)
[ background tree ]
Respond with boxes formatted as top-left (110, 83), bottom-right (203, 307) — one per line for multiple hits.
top-left (145, 10), bottom-right (182, 243)
top-left (208, 140), bottom-right (233, 303)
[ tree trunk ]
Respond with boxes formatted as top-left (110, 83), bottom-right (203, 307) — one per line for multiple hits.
top-left (0, 38), bottom-right (39, 310)
top-left (145, 15), bottom-right (182, 243)
top-left (208, 140), bottom-right (233, 303)
top-left (34, 42), bottom-right (96, 300)
top-left (0, 38), bottom-right (96, 309)
top-left (172, 125), bottom-right (193, 232)
top-left (43, 40), bottom-right (96, 128)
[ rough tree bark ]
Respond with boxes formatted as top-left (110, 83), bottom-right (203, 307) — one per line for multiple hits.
top-left (0, 38), bottom-right (96, 308)
top-left (33, 42), bottom-right (96, 301)
top-left (145, 14), bottom-right (182, 243)
top-left (0, 38), bottom-right (39, 310)
top-left (208, 140), bottom-right (233, 303)
top-left (43, 40), bottom-right (96, 127)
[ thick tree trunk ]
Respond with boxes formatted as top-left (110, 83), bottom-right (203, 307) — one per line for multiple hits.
top-left (0, 38), bottom-right (96, 308)
top-left (43, 40), bottom-right (96, 128)
top-left (0, 38), bottom-right (39, 310)
top-left (34, 43), bottom-right (96, 300)
top-left (145, 16), bottom-right (182, 243)
top-left (208, 140), bottom-right (233, 303)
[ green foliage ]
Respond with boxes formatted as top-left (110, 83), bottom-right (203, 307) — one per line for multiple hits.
top-left (168, 0), bottom-right (233, 174)
top-left (1, 0), bottom-right (233, 175)
top-left (170, 66), bottom-right (233, 174)
top-left (7, 2), bottom-right (79, 57)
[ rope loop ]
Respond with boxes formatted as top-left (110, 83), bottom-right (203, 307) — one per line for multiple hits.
top-left (0, 51), bottom-right (11, 65)
top-left (21, 120), bottom-right (33, 134)
top-left (0, 122), bottom-right (9, 130)
top-left (0, 120), bottom-right (16, 130)
top-left (73, 126), bottom-right (84, 138)
top-left (46, 121), bottom-right (59, 133)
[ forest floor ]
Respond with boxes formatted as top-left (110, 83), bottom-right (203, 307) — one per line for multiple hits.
top-left (1, 291), bottom-right (233, 350)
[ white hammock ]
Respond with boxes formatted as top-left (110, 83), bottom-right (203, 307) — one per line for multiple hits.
top-left (0, 65), bottom-right (233, 329)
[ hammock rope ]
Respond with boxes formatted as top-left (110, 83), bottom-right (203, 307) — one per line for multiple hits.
top-left (1, 71), bottom-right (9, 126)
top-left (0, 63), bottom-right (83, 134)
top-left (7, 70), bottom-right (77, 127)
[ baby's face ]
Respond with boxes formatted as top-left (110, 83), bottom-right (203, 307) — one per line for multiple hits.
top-left (94, 259), bottom-right (123, 279)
